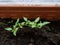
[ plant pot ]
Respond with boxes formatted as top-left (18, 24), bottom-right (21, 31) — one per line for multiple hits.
top-left (0, 5), bottom-right (60, 45)
top-left (0, 18), bottom-right (60, 45)
top-left (0, 4), bottom-right (60, 21)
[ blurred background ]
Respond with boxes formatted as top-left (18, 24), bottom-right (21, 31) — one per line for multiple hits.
top-left (0, 0), bottom-right (60, 4)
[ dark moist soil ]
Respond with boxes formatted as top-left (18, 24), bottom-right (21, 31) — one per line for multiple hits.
top-left (0, 18), bottom-right (60, 45)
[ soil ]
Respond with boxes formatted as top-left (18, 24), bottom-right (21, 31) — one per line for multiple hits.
top-left (0, 18), bottom-right (60, 45)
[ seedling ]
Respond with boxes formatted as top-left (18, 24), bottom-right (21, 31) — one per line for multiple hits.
top-left (5, 18), bottom-right (24, 36)
top-left (28, 17), bottom-right (40, 28)
top-left (23, 17), bottom-right (40, 28)
top-left (23, 17), bottom-right (31, 25)
top-left (37, 21), bottom-right (50, 28)
top-left (18, 22), bottom-right (25, 28)
top-left (34, 17), bottom-right (40, 23)
top-left (5, 17), bottom-right (51, 36)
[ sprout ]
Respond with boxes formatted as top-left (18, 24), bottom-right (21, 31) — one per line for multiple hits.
top-left (37, 21), bottom-right (50, 28)
top-left (28, 22), bottom-right (37, 28)
top-left (5, 18), bottom-right (20, 36)
top-left (4, 17), bottom-right (51, 36)
top-left (18, 22), bottom-right (25, 28)
top-left (28, 17), bottom-right (40, 28)
top-left (34, 17), bottom-right (40, 23)
top-left (23, 17), bottom-right (28, 21)
top-left (12, 27), bottom-right (19, 36)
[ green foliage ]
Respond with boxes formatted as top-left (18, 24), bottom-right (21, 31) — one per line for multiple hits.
top-left (28, 17), bottom-right (40, 28)
top-left (5, 27), bottom-right (12, 31)
top-left (5, 17), bottom-right (50, 36)
top-left (37, 21), bottom-right (50, 28)
top-left (23, 17), bottom-right (28, 21)
top-left (12, 27), bottom-right (19, 36)
top-left (23, 17), bottom-right (50, 28)
top-left (23, 17), bottom-right (31, 25)
top-left (18, 22), bottom-right (25, 28)
top-left (34, 17), bottom-right (40, 23)
top-left (5, 18), bottom-right (24, 36)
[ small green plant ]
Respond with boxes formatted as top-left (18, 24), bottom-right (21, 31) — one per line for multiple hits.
top-left (18, 22), bottom-right (25, 28)
top-left (23, 17), bottom-right (50, 28)
top-left (28, 17), bottom-right (40, 28)
top-left (5, 17), bottom-right (50, 36)
top-left (5, 18), bottom-right (24, 36)
top-left (37, 21), bottom-right (50, 28)
top-left (23, 17), bottom-right (40, 28)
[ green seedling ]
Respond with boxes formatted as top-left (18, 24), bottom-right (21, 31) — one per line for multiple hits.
top-left (28, 17), bottom-right (40, 28)
top-left (5, 18), bottom-right (24, 36)
top-left (37, 21), bottom-right (50, 28)
top-left (5, 18), bottom-right (19, 36)
top-left (34, 17), bottom-right (40, 23)
top-left (5, 27), bottom-right (12, 31)
top-left (5, 17), bottom-right (51, 36)
top-left (23, 17), bottom-right (50, 28)
top-left (23, 17), bottom-right (39, 28)
top-left (28, 22), bottom-right (36, 28)
top-left (18, 22), bottom-right (25, 28)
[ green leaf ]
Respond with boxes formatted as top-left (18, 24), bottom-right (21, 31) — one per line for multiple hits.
top-left (37, 22), bottom-right (50, 28)
top-left (23, 17), bottom-right (28, 21)
top-left (28, 22), bottom-right (37, 28)
top-left (18, 23), bottom-right (23, 28)
top-left (34, 17), bottom-right (40, 23)
top-left (42, 22), bottom-right (50, 26)
top-left (21, 22), bottom-right (25, 26)
top-left (25, 20), bottom-right (31, 25)
top-left (14, 18), bottom-right (19, 28)
top-left (29, 22), bottom-right (34, 25)
top-left (13, 28), bottom-right (19, 36)
top-left (37, 23), bottom-right (43, 28)
top-left (31, 25), bottom-right (36, 28)
top-left (15, 18), bottom-right (19, 25)
top-left (5, 27), bottom-right (12, 31)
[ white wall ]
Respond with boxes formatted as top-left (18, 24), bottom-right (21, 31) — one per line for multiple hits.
top-left (0, 0), bottom-right (60, 4)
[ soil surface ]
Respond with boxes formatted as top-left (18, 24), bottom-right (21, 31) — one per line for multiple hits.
top-left (0, 18), bottom-right (60, 45)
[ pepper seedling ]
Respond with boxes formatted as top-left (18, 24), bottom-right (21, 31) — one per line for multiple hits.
top-left (5, 17), bottom-right (51, 36)
top-left (23, 17), bottom-right (50, 28)
top-left (5, 18), bottom-right (24, 36)
top-left (28, 17), bottom-right (40, 28)
top-left (37, 21), bottom-right (50, 28)
top-left (18, 22), bottom-right (25, 28)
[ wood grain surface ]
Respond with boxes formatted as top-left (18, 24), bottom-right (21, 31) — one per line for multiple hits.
top-left (0, 5), bottom-right (60, 21)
